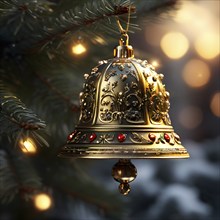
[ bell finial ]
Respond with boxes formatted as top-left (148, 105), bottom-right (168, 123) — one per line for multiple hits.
top-left (113, 33), bottom-right (134, 58)
top-left (119, 33), bottom-right (129, 46)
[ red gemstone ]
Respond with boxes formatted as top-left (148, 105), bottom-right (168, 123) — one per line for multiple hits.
top-left (67, 130), bottom-right (77, 140)
top-left (148, 133), bottom-right (156, 142)
top-left (164, 133), bottom-right (170, 142)
top-left (117, 133), bottom-right (126, 142)
top-left (89, 133), bottom-right (97, 142)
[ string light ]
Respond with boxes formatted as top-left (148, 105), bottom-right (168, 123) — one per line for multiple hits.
top-left (160, 32), bottom-right (189, 59)
top-left (19, 138), bottom-right (37, 154)
top-left (182, 59), bottom-right (210, 88)
top-left (71, 43), bottom-right (87, 55)
top-left (210, 92), bottom-right (220, 117)
top-left (151, 60), bottom-right (159, 68)
top-left (34, 193), bottom-right (52, 211)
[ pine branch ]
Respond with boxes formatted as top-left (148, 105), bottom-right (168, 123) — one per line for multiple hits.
top-left (0, 149), bottom-right (42, 203)
top-left (0, 0), bottom-right (55, 37)
top-left (33, 71), bottom-right (80, 112)
top-left (0, 81), bottom-right (46, 135)
top-left (0, 81), bottom-right (49, 149)
top-left (0, 0), bottom-right (179, 53)
top-left (28, 68), bottom-right (80, 139)
top-left (28, 0), bottom-right (136, 51)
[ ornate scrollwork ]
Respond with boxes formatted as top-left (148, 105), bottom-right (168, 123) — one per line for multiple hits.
top-left (130, 132), bottom-right (153, 144)
top-left (80, 82), bottom-right (96, 123)
top-left (111, 62), bottom-right (139, 81)
top-left (97, 134), bottom-right (114, 144)
top-left (125, 69), bottom-right (139, 81)
top-left (105, 70), bottom-right (117, 81)
top-left (70, 132), bottom-right (87, 143)
top-left (173, 132), bottom-right (181, 144)
top-left (79, 65), bottom-right (103, 124)
top-left (67, 130), bottom-right (181, 146)
top-left (146, 81), bottom-right (171, 125)
top-left (100, 81), bottom-right (144, 124)
top-left (130, 132), bottom-right (181, 146)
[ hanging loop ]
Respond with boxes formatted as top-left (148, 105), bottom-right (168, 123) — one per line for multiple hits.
top-left (119, 33), bottom-right (129, 46)
top-left (114, 6), bottom-right (134, 58)
top-left (115, 5), bottom-right (131, 35)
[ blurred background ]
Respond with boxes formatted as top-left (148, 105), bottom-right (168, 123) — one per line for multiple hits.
top-left (0, 0), bottom-right (219, 220)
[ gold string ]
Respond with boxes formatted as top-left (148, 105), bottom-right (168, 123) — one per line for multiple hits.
top-left (115, 5), bottom-right (131, 35)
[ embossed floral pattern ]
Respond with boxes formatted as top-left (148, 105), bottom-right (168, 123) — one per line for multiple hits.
top-left (146, 83), bottom-right (171, 125)
top-left (100, 81), bottom-right (144, 124)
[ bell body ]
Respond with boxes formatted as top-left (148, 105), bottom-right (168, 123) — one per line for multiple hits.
top-left (59, 47), bottom-right (189, 159)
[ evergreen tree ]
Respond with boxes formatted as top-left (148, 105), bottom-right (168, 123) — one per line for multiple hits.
top-left (1, 1), bottom-right (219, 220)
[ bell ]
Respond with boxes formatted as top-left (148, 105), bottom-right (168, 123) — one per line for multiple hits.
top-left (59, 34), bottom-right (190, 195)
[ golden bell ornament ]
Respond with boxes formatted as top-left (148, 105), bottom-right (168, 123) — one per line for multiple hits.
top-left (59, 33), bottom-right (189, 195)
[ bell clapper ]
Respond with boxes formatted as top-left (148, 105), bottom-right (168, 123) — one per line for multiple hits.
top-left (112, 159), bottom-right (137, 195)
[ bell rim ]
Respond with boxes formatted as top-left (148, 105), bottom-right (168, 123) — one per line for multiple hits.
top-left (58, 152), bottom-right (190, 159)
top-left (58, 142), bottom-right (190, 159)
top-left (58, 155), bottom-right (190, 159)
top-left (75, 126), bottom-right (174, 131)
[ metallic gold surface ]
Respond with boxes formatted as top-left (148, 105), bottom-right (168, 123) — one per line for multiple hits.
top-left (114, 34), bottom-right (134, 58)
top-left (112, 159), bottom-right (137, 195)
top-left (59, 50), bottom-right (190, 159)
top-left (59, 34), bottom-right (189, 194)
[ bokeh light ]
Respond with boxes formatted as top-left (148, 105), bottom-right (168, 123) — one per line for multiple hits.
top-left (174, 1), bottom-right (194, 24)
top-left (151, 60), bottom-right (159, 68)
top-left (182, 59), bottom-right (211, 88)
top-left (160, 32), bottom-right (189, 59)
top-left (72, 43), bottom-right (86, 55)
top-left (19, 138), bottom-right (37, 154)
top-left (34, 193), bottom-right (52, 211)
top-left (210, 92), bottom-right (220, 117)
top-left (174, 1), bottom-right (210, 29)
top-left (179, 106), bottom-right (203, 129)
top-left (195, 32), bottom-right (219, 60)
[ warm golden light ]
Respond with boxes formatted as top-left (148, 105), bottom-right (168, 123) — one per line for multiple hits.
top-left (195, 32), bottom-right (220, 59)
top-left (182, 59), bottom-right (211, 88)
top-left (160, 32), bottom-right (189, 59)
top-left (151, 60), bottom-right (159, 68)
top-left (34, 193), bottom-right (52, 211)
top-left (19, 138), bottom-right (37, 154)
top-left (174, 1), bottom-right (194, 24)
top-left (210, 92), bottom-right (220, 117)
top-left (71, 43), bottom-right (86, 55)
top-left (179, 106), bottom-right (203, 129)
top-left (174, 1), bottom-right (209, 27)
